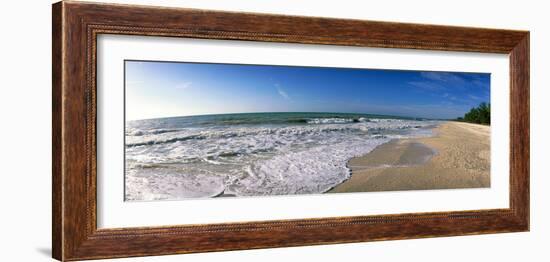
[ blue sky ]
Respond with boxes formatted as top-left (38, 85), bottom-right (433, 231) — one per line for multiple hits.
top-left (125, 60), bottom-right (490, 120)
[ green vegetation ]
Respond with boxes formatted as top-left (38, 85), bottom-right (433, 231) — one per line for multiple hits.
top-left (456, 102), bottom-right (490, 125)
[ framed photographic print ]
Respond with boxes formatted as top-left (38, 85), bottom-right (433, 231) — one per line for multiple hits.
top-left (52, 1), bottom-right (529, 261)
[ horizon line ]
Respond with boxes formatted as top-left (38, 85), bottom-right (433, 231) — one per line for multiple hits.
top-left (126, 110), bottom-right (453, 122)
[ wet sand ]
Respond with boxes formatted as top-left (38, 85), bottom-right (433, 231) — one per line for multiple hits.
top-left (329, 121), bottom-right (490, 193)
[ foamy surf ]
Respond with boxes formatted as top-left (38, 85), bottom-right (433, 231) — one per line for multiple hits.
top-left (125, 112), bottom-right (438, 201)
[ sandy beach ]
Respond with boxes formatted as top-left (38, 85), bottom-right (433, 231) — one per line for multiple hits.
top-left (329, 121), bottom-right (490, 193)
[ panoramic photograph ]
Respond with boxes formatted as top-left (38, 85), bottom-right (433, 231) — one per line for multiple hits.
top-left (124, 60), bottom-right (491, 201)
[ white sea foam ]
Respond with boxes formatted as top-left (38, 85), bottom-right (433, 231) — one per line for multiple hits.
top-left (125, 167), bottom-right (225, 200)
top-left (125, 117), bottom-right (439, 200)
top-left (226, 137), bottom-right (389, 196)
top-left (306, 118), bottom-right (359, 124)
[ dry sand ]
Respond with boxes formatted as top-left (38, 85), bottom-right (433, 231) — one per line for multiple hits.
top-left (329, 121), bottom-right (490, 193)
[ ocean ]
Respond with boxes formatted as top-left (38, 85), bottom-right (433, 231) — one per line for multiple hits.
top-left (125, 112), bottom-right (439, 201)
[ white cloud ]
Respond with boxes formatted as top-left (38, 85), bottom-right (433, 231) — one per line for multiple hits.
top-left (410, 72), bottom-right (470, 92)
top-left (176, 82), bottom-right (192, 90)
top-left (408, 81), bottom-right (445, 91)
top-left (468, 94), bottom-right (481, 100)
top-left (420, 72), bottom-right (466, 84)
top-left (275, 84), bottom-right (290, 100)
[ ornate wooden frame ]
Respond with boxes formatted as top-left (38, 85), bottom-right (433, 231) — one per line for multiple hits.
top-left (52, 1), bottom-right (529, 261)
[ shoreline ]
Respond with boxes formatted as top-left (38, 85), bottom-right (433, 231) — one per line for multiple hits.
top-left (329, 121), bottom-right (490, 193)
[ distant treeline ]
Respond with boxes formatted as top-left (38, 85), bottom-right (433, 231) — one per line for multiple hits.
top-left (456, 102), bottom-right (490, 125)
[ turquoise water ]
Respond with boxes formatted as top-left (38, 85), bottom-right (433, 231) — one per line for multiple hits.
top-left (125, 112), bottom-right (438, 201)
top-left (127, 112), bottom-right (422, 130)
